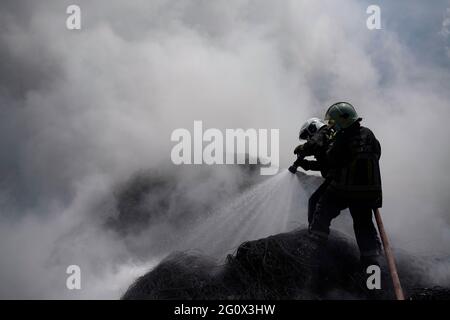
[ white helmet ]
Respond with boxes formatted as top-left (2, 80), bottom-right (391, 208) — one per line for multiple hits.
top-left (299, 117), bottom-right (326, 140)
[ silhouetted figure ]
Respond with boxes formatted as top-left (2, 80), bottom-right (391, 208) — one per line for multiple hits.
top-left (288, 117), bottom-right (333, 224)
top-left (309, 102), bottom-right (382, 268)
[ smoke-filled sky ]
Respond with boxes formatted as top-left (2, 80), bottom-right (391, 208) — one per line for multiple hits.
top-left (0, 0), bottom-right (449, 299)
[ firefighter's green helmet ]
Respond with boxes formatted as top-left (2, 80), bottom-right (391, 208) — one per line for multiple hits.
top-left (324, 102), bottom-right (361, 131)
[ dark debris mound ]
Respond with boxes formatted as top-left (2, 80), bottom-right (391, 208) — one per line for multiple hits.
top-left (121, 252), bottom-right (221, 300)
top-left (409, 287), bottom-right (450, 300)
top-left (122, 228), bottom-right (449, 300)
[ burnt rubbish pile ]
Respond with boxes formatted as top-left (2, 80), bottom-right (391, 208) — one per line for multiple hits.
top-left (122, 228), bottom-right (449, 300)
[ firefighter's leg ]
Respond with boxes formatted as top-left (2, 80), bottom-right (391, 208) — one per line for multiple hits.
top-left (309, 189), bottom-right (342, 239)
top-left (307, 189), bottom-right (344, 295)
top-left (307, 180), bottom-right (330, 225)
top-left (349, 206), bottom-right (382, 265)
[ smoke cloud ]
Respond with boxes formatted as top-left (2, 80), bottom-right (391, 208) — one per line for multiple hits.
top-left (0, 0), bottom-right (449, 298)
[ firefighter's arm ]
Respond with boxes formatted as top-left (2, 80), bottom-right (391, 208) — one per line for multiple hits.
top-left (303, 160), bottom-right (322, 171)
top-left (374, 136), bottom-right (381, 160)
top-left (294, 141), bottom-right (316, 158)
top-left (291, 158), bottom-right (314, 171)
top-left (294, 159), bottom-right (321, 172)
top-left (326, 138), bottom-right (348, 168)
top-left (293, 144), bottom-right (304, 156)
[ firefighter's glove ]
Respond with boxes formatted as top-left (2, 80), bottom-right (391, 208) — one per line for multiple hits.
top-left (288, 165), bottom-right (298, 174)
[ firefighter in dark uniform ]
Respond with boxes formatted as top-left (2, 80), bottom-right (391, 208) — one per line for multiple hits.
top-left (288, 118), bottom-right (334, 225)
top-left (309, 102), bottom-right (382, 267)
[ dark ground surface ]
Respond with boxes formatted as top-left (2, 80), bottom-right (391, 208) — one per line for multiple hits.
top-left (122, 228), bottom-right (450, 300)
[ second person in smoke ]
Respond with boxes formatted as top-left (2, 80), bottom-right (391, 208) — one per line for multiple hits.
top-left (309, 102), bottom-right (382, 267)
top-left (288, 117), bottom-right (334, 225)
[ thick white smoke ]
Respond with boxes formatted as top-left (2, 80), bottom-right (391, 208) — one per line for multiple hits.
top-left (0, 0), bottom-right (449, 298)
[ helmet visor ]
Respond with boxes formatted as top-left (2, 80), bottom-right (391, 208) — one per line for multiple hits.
top-left (299, 130), bottom-right (310, 140)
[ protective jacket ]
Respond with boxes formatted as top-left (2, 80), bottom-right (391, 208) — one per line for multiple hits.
top-left (326, 121), bottom-right (382, 208)
top-left (294, 126), bottom-right (333, 178)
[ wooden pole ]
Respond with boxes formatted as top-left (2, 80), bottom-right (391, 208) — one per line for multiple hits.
top-left (374, 208), bottom-right (405, 300)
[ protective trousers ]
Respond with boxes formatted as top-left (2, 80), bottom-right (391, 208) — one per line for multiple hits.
top-left (309, 187), bottom-right (382, 257)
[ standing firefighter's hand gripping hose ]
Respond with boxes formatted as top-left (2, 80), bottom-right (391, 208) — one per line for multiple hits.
top-left (374, 208), bottom-right (405, 300)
